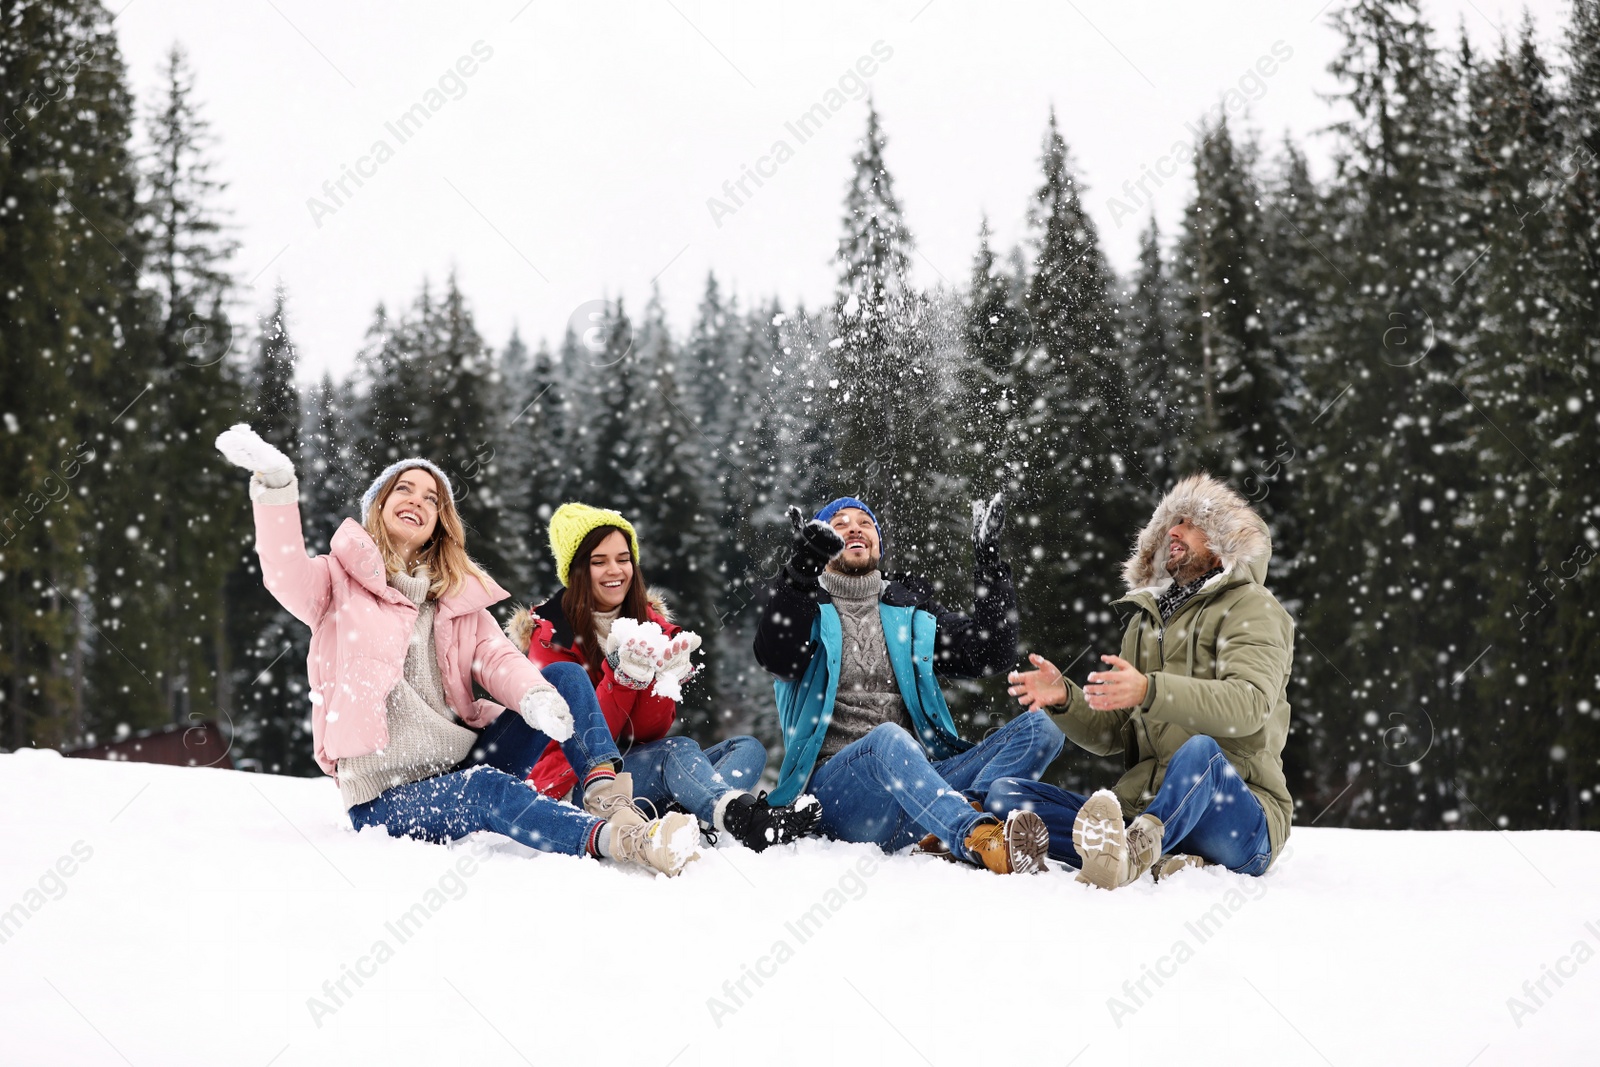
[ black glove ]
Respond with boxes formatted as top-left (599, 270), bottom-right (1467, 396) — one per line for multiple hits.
top-left (784, 505), bottom-right (845, 589)
top-left (972, 492), bottom-right (1005, 569)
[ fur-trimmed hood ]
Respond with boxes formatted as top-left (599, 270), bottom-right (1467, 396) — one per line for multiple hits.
top-left (1122, 474), bottom-right (1273, 595)
top-left (504, 588), bottom-right (674, 654)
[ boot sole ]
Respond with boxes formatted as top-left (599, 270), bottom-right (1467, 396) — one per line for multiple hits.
top-left (1073, 793), bottom-right (1127, 889)
top-left (656, 812), bottom-right (702, 876)
top-left (1005, 810), bottom-right (1050, 875)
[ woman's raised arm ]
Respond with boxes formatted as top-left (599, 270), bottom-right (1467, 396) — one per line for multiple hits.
top-left (216, 424), bottom-right (333, 628)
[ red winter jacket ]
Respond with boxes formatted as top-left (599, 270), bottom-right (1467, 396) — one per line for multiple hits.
top-left (504, 591), bottom-right (682, 798)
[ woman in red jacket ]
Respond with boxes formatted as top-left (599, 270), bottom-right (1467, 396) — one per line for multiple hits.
top-left (507, 503), bottom-right (819, 851)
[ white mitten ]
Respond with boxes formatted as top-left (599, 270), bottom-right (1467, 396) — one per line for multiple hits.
top-left (215, 423), bottom-right (294, 488)
top-left (520, 686), bottom-right (574, 742)
top-left (605, 618), bottom-right (668, 690)
top-left (652, 630), bottom-right (702, 702)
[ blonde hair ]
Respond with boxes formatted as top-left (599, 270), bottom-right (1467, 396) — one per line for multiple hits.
top-left (362, 465), bottom-right (491, 600)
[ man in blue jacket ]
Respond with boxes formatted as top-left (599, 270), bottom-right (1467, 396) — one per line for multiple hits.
top-left (753, 495), bottom-right (1062, 873)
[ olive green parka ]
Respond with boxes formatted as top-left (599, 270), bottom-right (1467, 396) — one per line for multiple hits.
top-left (1047, 474), bottom-right (1295, 864)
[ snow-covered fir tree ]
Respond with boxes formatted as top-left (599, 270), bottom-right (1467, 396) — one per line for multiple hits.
top-left (129, 41), bottom-right (244, 732)
top-left (224, 286), bottom-right (310, 773)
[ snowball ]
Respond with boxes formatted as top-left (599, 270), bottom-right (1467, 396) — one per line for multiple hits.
top-left (610, 617), bottom-right (668, 658)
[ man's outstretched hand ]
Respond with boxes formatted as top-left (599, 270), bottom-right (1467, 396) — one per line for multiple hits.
top-left (1010, 652), bottom-right (1149, 711)
top-left (1008, 652), bottom-right (1067, 711)
top-left (1085, 654), bottom-right (1148, 710)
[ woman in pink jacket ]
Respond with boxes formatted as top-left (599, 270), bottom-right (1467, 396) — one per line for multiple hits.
top-left (216, 424), bottom-right (698, 876)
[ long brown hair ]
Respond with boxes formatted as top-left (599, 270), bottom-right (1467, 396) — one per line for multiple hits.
top-left (362, 465), bottom-right (490, 600)
top-left (562, 523), bottom-right (650, 678)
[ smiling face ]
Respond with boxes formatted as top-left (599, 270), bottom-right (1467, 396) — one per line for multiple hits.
top-left (1166, 517), bottom-right (1218, 583)
top-left (826, 507), bottom-right (881, 577)
top-left (380, 469), bottom-right (441, 560)
top-left (587, 529), bottom-right (635, 611)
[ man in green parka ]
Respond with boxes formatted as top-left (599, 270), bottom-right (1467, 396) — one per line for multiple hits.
top-left (993, 473), bottom-right (1294, 889)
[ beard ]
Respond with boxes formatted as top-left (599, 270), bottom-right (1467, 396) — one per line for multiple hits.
top-left (1166, 545), bottom-right (1218, 584)
top-left (829, 551), bottom-right (881, 577)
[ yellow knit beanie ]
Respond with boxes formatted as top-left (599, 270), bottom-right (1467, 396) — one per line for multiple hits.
top-left (548, 502), bottom-right (640, 586)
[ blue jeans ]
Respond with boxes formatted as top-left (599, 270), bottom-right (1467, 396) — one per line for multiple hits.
top-left (621, 734), bottom-right (767, 824)
top-left (987, 735), bottom-right (1272, 874)
top-left (348, 662), bottom-right (621, 855)
top-left (806, 711), bottom-right (1064, 860)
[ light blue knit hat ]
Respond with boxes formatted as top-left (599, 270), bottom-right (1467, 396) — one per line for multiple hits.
top-left (360, 458), bottom-right (454, 519)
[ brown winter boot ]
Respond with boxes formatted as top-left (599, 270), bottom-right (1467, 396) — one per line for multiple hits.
top-left (913, 798), bottom-right (986, 859)
top-left (609, 811), bottom-right (701, 877)
top-left (582, 772), bottom-right (648, 830)
top-left (1073, 790), bottom-right (1164, 889)
top-left (962, 810), bottom-right (1050, 875)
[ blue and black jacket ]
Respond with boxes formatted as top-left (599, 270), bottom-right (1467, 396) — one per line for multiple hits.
top-left (753, 560), bottom-right (1019, 805)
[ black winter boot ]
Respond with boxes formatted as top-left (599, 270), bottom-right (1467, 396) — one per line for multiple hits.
top-left (720, 792), bottom-right (822, 852)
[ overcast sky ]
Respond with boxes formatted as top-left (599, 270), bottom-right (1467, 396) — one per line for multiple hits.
top-left (112, 0), bottom-right (1573, 383)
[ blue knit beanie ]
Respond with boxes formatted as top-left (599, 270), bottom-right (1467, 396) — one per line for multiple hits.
top-left (360, 458), bottom-right (454, 519)
top-left (814, 496), bottom-right (881, 546)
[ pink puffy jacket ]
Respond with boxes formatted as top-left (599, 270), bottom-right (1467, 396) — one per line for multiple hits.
top-left (253, 491), bottom-right (554, 777)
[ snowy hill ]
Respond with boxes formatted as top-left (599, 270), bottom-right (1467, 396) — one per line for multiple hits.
top-left (2, 751), bottom-right (1597, 1066)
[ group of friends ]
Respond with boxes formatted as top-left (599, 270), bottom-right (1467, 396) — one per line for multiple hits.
top-left (218, 421), bottom-right (1295, 887)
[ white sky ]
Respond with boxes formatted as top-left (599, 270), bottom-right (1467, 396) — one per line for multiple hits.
top-left (112, 0), bottom-right (1573, 383)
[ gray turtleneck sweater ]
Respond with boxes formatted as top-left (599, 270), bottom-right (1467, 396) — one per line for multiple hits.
top-left (337, 566), bottom-right (478, 809)
top-left (815, 569), bottom-right (912, 764)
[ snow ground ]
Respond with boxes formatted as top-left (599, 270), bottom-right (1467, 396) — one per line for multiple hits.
top-left (2, 750), bottom-right (1597, 1066)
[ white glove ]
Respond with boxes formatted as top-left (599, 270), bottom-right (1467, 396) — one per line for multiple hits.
top-left (652, 630), bottom-right (702, 702)
top-left (519, 686), bottom-right (574, 742)
top-left (215, 423), bottom-right (294, 488)
top-left (605, 618), bottom-right (668, 690)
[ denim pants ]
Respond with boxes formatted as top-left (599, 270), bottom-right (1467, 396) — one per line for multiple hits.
top-left (986, 734), bottom-right (1272, 874)
top-left (806, 711), bottom-right (1064, 859)
top-left (348, 661), bottom-right (620, 855)
top-left (620, 734), bottom-right (767, 824)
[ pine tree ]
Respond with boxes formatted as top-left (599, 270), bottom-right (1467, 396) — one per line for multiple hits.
top-left (828, 103), bottom-right (957, 582)
top-left (1124, 216), bottom-right (1183, 492)
top-left (572, 298), bottom-right (645, 514)
top-left (765, 303), bottom-right (837, 536)
top-left (1253, 138), bottom-right (1324, 550)
top-left (1531, 0), bottom-right (1600, 828)
top-left (416, 274), bottom-right (524, 589)
top-left (1, 0), bottom-right (146, 749)
top-left (354, 299), bottom-right (425, 470)
top-left (960, 216), bottom-right (1032, 498)
top-left (553, 322), bottom-right (602, 508)
top-left (1022, 109), bottom-right (1145, 669)
top-left (627, 293), bottom-right (720, 742)
top-left (301, 371), bottom-right (360, 554)
top-left (719, 297), bottom-right (797, 740)
top-left (225, 285), bottom-right (311, 772)
top-left (680, 276), bottom-right (757, 633)
top-left (1172, 116), bottom-right (1297, 490)
top-left (63, 38), bottom-right (244, 742)
top-left (1295, 0), bottom-right (1478, 828)
top-left (498, 329), bottom-right (572, 600)
top-left (1457, 15), bottom-right (1596, 828)
top-left (834, 103), bottom-right (914, 373)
